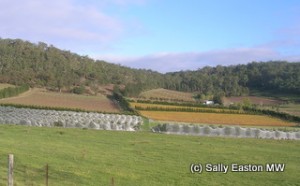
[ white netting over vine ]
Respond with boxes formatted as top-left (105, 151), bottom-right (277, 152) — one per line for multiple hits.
top-left (152, 123), bottom-right (300, 140)
top-left (0, 106), bottom-right (143, 131)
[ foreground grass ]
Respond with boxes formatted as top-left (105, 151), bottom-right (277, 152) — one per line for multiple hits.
top-left (0, 125), bottom-right (299, 185)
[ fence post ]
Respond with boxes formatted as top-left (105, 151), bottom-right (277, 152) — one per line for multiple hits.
top-left (111, 177), bottom-right (114, 186)
top-left (8, 154), bottom-right (14, 186)
top-left (45, 164), bottom-right (49, 186)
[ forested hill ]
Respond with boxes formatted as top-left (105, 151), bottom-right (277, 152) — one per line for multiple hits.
top-left (0, 38), bottom-right (164, 91)
top-left (165, 61), bottom-right (300, 96)
top-left (0, 38), bottom-right (299, 97)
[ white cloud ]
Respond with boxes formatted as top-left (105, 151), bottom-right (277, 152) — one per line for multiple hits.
top-left (110, 0), bottom-right (146, 5)
top-left (100, 47), bottom-right (300, 73)
top-left (0, 0), bottom-right (125, 52)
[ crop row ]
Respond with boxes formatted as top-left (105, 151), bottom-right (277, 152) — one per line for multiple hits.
top-left (0, 106), bottom-right (143, 131)
top-left (152, 123), bottom-right (300, 140)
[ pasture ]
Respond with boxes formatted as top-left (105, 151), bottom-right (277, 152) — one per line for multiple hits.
top-left (0, 88), bottom-right (120, 113)
top-left (0, 125), bottom-right (299, 185)
top-left (139, 111), bottom-right (296, 127)
top-left (139, 88), bottom-right (195, 102)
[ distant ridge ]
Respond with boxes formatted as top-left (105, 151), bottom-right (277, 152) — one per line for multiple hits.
top-left (0, 38), bottom-right (299, 97)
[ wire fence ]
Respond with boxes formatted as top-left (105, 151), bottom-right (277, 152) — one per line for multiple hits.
top-left (0, 154), bottom-right (47, 186)
top-left (0, 154), bottom-right (116, 186)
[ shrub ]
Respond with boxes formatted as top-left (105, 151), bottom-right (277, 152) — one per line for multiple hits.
top-left (72, 86), bottom-right (85, 94)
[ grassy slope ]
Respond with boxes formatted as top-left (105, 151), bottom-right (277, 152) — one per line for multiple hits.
top-left (0, 125), bottom-right (299, 185)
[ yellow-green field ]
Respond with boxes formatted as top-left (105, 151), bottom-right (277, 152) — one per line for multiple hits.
top-left (139, 88), bottom-right (195, 102)
top-left (140, 111), bottom-right (296, 127)
top-left (0, 88), bottom-right (120, 113)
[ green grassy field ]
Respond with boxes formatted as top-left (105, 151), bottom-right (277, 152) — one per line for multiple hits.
top-left (0, 125), bottom-right (299, 185)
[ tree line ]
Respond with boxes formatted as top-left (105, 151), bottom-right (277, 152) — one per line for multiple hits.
top-left (0, 38), bottom-right (299, 98)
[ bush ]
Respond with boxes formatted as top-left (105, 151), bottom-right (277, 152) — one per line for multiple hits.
top-left (72, 86), bottom-right (85, 94)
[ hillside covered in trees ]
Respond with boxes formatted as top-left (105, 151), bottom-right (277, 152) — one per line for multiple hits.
top-left (165, 61), bottom-right (300, 97)
top-left (0, 38), bottom-right (164, 93)
top-left (0, 38), bottom-right (299, 97)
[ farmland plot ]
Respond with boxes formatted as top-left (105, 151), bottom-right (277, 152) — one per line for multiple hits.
top-left (0, 88), bottom-right (120, 113)
top-left (140, 111), bottom-right (296, 127)
top-left (223, 96), bottom-right (284, 106)
top-left (139, 88), bottom-right (195, 102)
top-left (0, 106), bottom-right (142, 131)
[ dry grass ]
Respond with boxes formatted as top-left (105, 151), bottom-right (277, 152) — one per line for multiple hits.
top-left (0, 88), bottom-right (120, 113)
top-left (139, 88), bottom-right (195, 102)
top-left (0, 83), bottom-right (15, 90)
top-left (140, 111), bottom-right (296, 127)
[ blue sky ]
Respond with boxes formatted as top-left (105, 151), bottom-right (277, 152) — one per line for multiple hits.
top-left (0, 0), bottom-right (300, 72)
